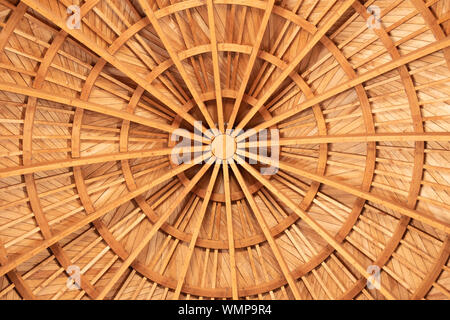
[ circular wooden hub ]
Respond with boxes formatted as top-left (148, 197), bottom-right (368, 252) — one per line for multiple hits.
top-left (211, 133), bottom-right (236, 160)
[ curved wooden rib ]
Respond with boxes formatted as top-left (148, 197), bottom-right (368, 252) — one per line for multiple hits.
top-left (0, 2), bottom-right (35, 300)
top-left (0, 2), bottom-right (27, 51)
top-left (410, 0), bottom-right (450, 69)
top-left (320, 31), bottom-right (378, 299)
top-left (411, 236), bottom-right (450, 299)
top-left (22, 0), bottom-right (105, 298)
top-left (0, 241), bottom-right (35, 299)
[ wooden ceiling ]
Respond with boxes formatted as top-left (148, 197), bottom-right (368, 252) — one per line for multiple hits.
top-left (0, 0), bottom-right (449, 300)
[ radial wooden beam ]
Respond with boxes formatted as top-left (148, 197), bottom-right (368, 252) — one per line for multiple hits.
top-left (172, 164), bottom-right (220, 299)
top-left (227, 0), bottom-right (275, 129)
top-left (229, 161), bottom-right (302, 299)
top-left (96, 156), bottom-right (215, 299)
top-left (244, 132), bottom-right (450, 147)
top-left (235, 157), bottom-right (397, 300)
top-left (0, 153), bottom-right (211, 278)
top-left (234, 0), bottom-right (356, 132)
top-left (0, 269), bottom-right (35, 300)
top-left (223, 161), bottom-right (238, 299)
top-left (0, 2), bottom-right (27, 51)
top-left (0, 147), bottom-right (205, 178)
top-left (137, 0), bottom-right (216, 133)
top-left (0, 81), bottom-right (201, 142)
top-left (237, 36), bottom-right (450, 140)
top-left (239, 151), bottom-right (450, 234)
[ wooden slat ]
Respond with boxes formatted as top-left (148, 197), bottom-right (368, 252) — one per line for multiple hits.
top-left (0, 147), bottom-right (205, 178)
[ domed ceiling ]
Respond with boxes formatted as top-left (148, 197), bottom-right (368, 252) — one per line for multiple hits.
top-left (0, 0), bottom-right (449, 300)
